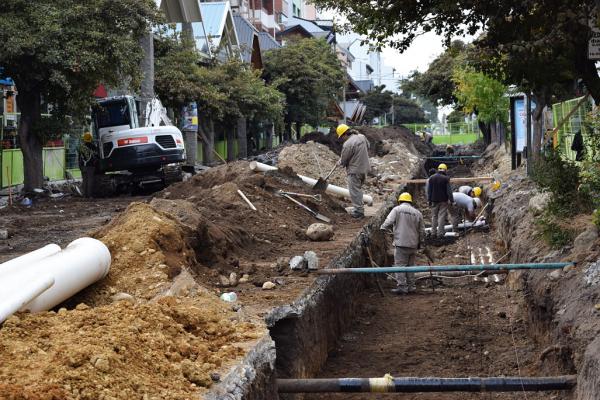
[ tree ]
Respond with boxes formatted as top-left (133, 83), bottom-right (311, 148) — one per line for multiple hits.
top-left (0, 0), bottom-right (159, 191)
top-left (262, 38), bottom-right (344, 140)
top-left (312, 0), bottom-right (600, 108)
top-left (391, 95), bottom-right (429, 125)
top-left (362, 85), bottom-right (393, 124)
top-left (400, 41), bottom-right (467, 107)
top-left (453, 67), bottom-right (509, 145)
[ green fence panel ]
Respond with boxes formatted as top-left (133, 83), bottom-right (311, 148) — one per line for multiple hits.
top-left (43, 147), bottom-right (65, 181)
top-left (551, 96), bottom-right (592, 161)
top-left (1, 149), bottom-right (25, 188)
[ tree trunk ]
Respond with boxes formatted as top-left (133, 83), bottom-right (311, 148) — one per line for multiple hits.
top-left (284, 119), bottom-right (292, 141)
top-left (236, 117), bottom-right (247, 159)
top-left (16, 87), bottom-right (44, 192)
top-left (266, 122), bottom-right (274, 150)
top-left (531, 93), bottom-right (549, 164)
top-left (226, 123), bottom-right (236, 161)
top-left (139, 31), bottom-right (154, 127)
top-left (478, 120), bottom-right (491, 145)
top-left (198, 115), bottom-right (214, 165)
top-left (295, 121), bottom-right (302, 141)
top-left (497, 122), bottom-right (505, 146)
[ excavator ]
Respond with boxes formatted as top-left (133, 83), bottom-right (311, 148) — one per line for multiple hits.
top-left (89, 95), bottom-right (187, 195)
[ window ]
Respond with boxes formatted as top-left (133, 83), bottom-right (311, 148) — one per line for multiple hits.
top-left (94, 101), bottom-right (131, 129)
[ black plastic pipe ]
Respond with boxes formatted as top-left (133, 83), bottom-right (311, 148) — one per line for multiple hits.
top-left (277, 376), bottom-right (577, 393)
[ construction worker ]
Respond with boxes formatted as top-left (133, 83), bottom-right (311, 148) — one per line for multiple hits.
top-left (427, 163), bottom-right (452, 238)
top-left (421, 130), bottom-right (433, 144)
top-left (337, 123), bottom-right (370, 218)
top-left (458, 185), bottom-right (482, 198)
top-left (380, 192), bottom-right (425, 294)
top-left (78, 132), bottom-right (98, 197)
top-left (449, 192), bottom-right (482, 232)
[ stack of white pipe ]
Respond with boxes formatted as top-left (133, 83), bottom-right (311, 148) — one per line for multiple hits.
top-left (249, 161), bottom-right (374, 206)
top-left (0, 238), bottom-right (111, 323)
top-left (425, 218), bottom-right (487, 234)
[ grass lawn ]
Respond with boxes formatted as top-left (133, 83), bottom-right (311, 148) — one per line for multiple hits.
top-left (432, 133), bottom-right (479, 145)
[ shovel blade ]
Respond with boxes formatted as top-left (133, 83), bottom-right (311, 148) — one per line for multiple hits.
top-left (312, 178), bottom-right (328, 191)
top-left (315, 213), bottom-right (331, 223)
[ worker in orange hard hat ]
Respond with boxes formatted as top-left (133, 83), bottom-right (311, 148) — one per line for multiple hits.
top-left (335, 124), bottom-right (370, 218)
top-left (78, 131), bottom-right (98, 197)
top-left (381, 192), bottom-right (425, 294)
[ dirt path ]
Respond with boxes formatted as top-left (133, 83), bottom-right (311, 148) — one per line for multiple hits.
top-left (0, 196), bottom-right (145, 263)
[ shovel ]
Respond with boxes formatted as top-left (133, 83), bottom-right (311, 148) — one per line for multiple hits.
top-left (313, 163), bottom-right (338, 191)
top-left (281, 193), bottom-right (331, 223)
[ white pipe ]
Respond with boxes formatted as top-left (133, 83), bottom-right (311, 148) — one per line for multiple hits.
top-left (0, 238), bottom-right (111, 322)
top-left (0, 244), bottom-right (61, 277)
top-left (249, 161), bottom-right (374, 206)
top-left (0, 275), bottom-right (54, 323)
top-left (425, 219), bottom-right (486, 233)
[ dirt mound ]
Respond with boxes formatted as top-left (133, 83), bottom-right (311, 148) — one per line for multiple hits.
top-left (299, 131), bottom-right (343, 155)
top-left (358, 125), bottom-right (432, 156)
top-left (156, 161), bottom-right (353, 275)
top-left (278, 141), bottom-right (347, 187)
top-left (66, 203), bottom-right (196, 307)
top-left (0, 295), bottom-right (264, 400)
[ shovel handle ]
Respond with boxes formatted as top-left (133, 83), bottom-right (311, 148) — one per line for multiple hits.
top-left (282, 193), bottom-right (317, 216)
top-left (323, 163), bottom-right (338, 180)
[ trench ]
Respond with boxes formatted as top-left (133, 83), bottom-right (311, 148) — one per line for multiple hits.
top-left (263, 157), bottom-right (576, 400)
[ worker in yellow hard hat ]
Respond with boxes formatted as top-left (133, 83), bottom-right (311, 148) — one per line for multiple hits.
top-left (458, 185), bottom-right (482, 198)
top-left (335, 123), bottom-right (370, 218)
top-left (381, 192), bottom-right (425, 295)
top-left (427, 162), bottom-right (452, 239)
top-left (78, 131), bottom-right (98, 197)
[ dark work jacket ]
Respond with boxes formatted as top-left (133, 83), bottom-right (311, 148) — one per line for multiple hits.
top-left (427, 172), bottom-right (452, 203)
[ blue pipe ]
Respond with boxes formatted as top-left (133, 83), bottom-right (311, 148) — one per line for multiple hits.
top-left (317, 263), bottom-right (574, 274)
top-left (427, 156), bottom-right (482, 160)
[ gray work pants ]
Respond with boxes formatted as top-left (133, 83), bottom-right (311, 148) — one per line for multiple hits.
top-left (431, 202), bottom-right (449, 237)
top-left (394, 246), bottom-right (417, 291)
top-left (347, 173), bottom-right (366, 215)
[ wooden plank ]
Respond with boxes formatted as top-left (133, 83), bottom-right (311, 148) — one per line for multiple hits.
top-left (390, 176), bottom-right (495, 185)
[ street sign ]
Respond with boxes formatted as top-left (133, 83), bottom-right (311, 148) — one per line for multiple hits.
top-left (589, 26), bottom-right (600, 60)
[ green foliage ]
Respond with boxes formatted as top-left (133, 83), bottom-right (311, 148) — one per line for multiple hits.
top-left (391, 95), bottom-right (428, 124)
top-left (154, 31), bottom-right (284, 128)
top-left (400, 41), bottom-right (467, 107)
top-left (362, 85), bottom-right (393, 124)
top-left (446, 110), bottom-right (466, 124)
top-left (533, 150), bottom-right (590, 217)
top-left (535, 213), bottom-right (576, 249)
top-left (262, 38), bottom-right (344, 127)
top-left (0, 0), bottom-right (160, 116)
top-left (592, 209), bottom-right (600, 229)
top-left (453, 68), bottom-right (509, 125)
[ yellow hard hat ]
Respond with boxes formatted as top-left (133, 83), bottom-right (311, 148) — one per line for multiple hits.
top-left (438, 163), bottom-right (448, 171)
top-left (398, 192), bottom-right (412, 203)
top-left (82, 132), bottom-right (93, 143)
top-left (473, 187), bottom-right (482, 197)
top-left (336, 124), bottom-right (349, 138)
top-left (491, 180), bottom-right (501, 191)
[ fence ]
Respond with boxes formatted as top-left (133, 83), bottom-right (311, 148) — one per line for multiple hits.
top-left (403, 120), bottom-right (480, 145)
top-left (551, 96), bottom-right (594, 161)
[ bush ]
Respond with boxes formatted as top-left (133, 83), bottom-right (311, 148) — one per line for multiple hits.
top-left (593, 209), bottom-right (600, 229)
top-left (533, 149), bottom-right (591, 216)
top-left (536, 213), bottom-right (576, 249)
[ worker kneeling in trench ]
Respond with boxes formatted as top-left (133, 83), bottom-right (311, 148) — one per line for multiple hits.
top-left (380, 192), bottom-right (425, 295)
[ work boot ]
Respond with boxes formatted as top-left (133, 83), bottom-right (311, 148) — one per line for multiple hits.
top-left (350, 211), bottom-right (364, 219)
top-left (391, 286), bottom-right (409, 295)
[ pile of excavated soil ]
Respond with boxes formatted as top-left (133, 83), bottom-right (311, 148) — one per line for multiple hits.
top-left (278, 141), bottom-right (347, 187)
top-left (0, 295), bottom-right (264, 400)
top-left (67, 202), bottom-right (196, 307)
top-left (159, 161), bottom-right (353, 273)
top-left (299, 131), bottom-right (343, 155)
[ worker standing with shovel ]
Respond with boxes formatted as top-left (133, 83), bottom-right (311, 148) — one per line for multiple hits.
top-left (380, 192), bottom-right (425, 294)
top-left (336, 124), bottom-right (370, 218)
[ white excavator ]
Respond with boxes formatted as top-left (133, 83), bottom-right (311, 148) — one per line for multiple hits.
top-left (89, 95), bottom-right (187, 195)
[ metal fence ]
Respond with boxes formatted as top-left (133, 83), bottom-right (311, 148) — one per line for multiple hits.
top-left (551, 96), bottom-right (594, 161)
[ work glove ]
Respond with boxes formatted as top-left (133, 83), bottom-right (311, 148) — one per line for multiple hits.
top-left (428, 201), bottom-right (433, 207)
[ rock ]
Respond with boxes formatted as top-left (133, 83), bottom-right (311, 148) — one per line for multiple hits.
top-left (262, 281), bottom-right (276, 290)
top-left (93, 357), bottom-right (110, 373)
top-left (304, 251), bottom-right (319, 270)
top-left (0, 229), bottom-right (8, 240)
top-left (75, 303), bottom-right (89, 311)
top-left (574, 226), bottom-right (599, 251)
top-left (238, 274), bottom-right (250, 284)
top-left (289, 255), bottom-right (306, 270)
top-left (110, 292), bottom-right (135, 304)
top-left (584, 260), bottom-right (600, 286)
top-left (228, 272), bottom-right (239, 286)
top-left (563, 264), bottom-right (576, 273)
top-left (306, 223), bottom-right (334, 241)
top-left (548, 270), bottom-right (563, 281)
top-left (273, 257), bottom-right (289, 272)
top-left (218, 275), bottom-right (230, 287)
top-left (528, 192), bottom-right (551, 214)
top-left (210, 373), bottom-right (221, 382)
